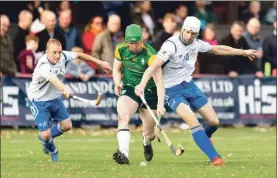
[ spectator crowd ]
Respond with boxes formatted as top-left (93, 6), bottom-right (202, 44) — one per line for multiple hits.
top-left (1, 0), bottom-right (277, 79)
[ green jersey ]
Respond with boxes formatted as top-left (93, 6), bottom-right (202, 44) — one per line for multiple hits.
top-left (114, 42), bottom-right (157, 88)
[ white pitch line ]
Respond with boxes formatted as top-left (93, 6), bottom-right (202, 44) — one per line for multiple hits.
top-left (6, 138), bottom-right (136, 143)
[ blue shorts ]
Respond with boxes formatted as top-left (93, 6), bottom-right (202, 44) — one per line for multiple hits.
top-left (28, 98), bottom-right (69, 131)
top-left (165, 80), bottom-right (208, 112)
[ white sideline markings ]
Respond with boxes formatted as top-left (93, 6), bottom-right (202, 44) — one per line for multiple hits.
top-left (6, 138), bottom-right (137, 143)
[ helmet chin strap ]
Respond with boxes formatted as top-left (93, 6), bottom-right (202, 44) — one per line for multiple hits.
top-left (179, 33), bottom-right (195, 46)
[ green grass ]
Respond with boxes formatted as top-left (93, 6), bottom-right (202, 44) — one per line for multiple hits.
top-left (1, 127), bottom-right (276, 178)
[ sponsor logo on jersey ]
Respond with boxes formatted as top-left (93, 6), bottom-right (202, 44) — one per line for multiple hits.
top-left (141, 58), bottom-right (145, 65)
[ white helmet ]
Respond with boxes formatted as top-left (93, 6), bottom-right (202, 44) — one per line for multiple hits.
top-left (182, 16), bottom-right (201, 34)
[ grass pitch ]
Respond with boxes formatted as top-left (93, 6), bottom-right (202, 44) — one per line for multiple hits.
top-left (1, 127), bottom-right (276, 178)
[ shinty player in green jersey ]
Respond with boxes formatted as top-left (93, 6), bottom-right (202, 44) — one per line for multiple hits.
top-left (112, 24), bottom-right (166, 164)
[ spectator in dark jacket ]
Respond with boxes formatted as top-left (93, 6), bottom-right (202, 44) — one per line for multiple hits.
top-left (193, 0), bottom-right (216, 36)
top-left (27, 0), bottom-right (44, 20)
top-left (262, 20), bottom-right (277, 76)
top-left (243, 18), bottom-right (263, 78)
top-left (56, 9), bottom-right (82, 51)
top-left (152, 13), bottom-right (177, 51)
top-left (221, 21), bottom-right (254, 77)
top-left (0, 15), bottom-right (16, 76)
top-left (241, 1), bottom-right (262, 23)
top-left (37, 10), bottom-right (65, 51)
top-left (175, 4), bottom-right (188, 28)
top-left (131, 1), bottom-right (156, 36)
top-left (12, 10), bottom-right (33, 71)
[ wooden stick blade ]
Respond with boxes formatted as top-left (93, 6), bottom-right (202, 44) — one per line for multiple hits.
top-left (88, 92), bottom-right (102, 106)
top-left (175, 147), bottom-right (185, 156)
top-left (94, 92), bottom-right (102, 106)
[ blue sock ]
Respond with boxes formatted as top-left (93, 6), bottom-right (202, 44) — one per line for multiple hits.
top-left (191, 125), bottom-right (221, 161)
top-left (204, 122), bottom-right (218, 138)
top-left (46, 137), bottom-right (57, 153)
top-left (39, 136), bottom-right (57, 153)
top-left (51, 124), bottom-right (64, 138)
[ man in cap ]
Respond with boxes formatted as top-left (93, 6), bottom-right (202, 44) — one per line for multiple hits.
top-left (112, 24), bottom-right (166, 164)
top-left (135, 16), bottom-right (257, 166)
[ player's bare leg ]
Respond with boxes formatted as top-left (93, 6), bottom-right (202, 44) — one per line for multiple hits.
top-left (197, 103), bottom-right (219, 139)
top-left (38, 129), bottom-right (59, 161)
top-left (139, 108), bottom-right (156, 161)
top-left (176, 103), bottom-right (223, 166)
top-left (113, 96), bottom-right (138, 164)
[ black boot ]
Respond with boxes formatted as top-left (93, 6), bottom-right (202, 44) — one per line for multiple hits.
top-left (143, 142), bottom-right (153, 161)
top-left (113, 150), bottom-right (129, 164)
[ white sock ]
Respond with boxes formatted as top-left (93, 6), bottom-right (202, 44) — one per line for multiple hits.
top-left (143, 137), bottom-right (151, 146)
top-left (117, 129), bottom-right (130, 158)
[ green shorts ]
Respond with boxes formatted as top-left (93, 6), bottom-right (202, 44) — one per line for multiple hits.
top-left (120, 85), bottom-right (158, 109)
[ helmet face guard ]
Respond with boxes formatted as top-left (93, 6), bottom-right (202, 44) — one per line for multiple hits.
top-left (179, 30), bottom-right (197, 46)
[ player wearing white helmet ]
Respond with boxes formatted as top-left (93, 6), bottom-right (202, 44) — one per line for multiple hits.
top-left (180, 16), bottom-right (201, 45)
top-left (134, 16), bottom-right (257, 166)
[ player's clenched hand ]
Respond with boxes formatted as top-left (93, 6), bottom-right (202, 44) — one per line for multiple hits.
top-left (156, 104), bottom-right (166, 116)
top-left (114, 84), bottom-right (122, 96)
top-left (134, 84), bottom-right (145, 96)
top-left (243, 49), bottom-right (257, 61)
top-left (63, 86), bottom-right (72, 99)
top-left (99, 61), bottom-right (112, 73)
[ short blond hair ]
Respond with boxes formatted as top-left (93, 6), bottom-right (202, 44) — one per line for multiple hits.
top-left (46, 38), bottom-right (62, 49)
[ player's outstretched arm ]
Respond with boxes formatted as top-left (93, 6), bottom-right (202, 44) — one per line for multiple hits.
top-left (208, 45), bottom-right (257, 61)
top-left (152, 67), bottom-right (166, 116)
top-left (75, 52), bottom-right (112, 73)
top-left (134, 56), bottom-right (164, 96)
top-left (113, 59), bottom-right (123, 96)
top-left (48, 76), bottom-right (71, 98)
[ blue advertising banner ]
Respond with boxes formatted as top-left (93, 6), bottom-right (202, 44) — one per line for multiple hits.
top-left (1, 75), bottom-right (276, 127)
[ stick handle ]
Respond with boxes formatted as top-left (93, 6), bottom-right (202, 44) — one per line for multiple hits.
top-left (140, 95), bottom-right (173, 147)
top-left (140, 95), bottom-right (160, 126)
top-left (71, 95), bottom-right (90, 104)
top-left (69, 93), bottom-right (102, 106)
top-left (157, 114), bottom-right (161, 123)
